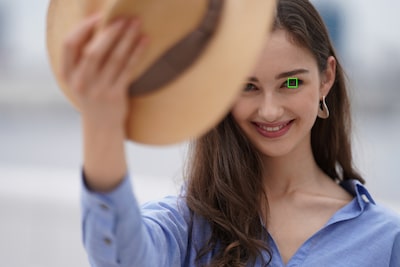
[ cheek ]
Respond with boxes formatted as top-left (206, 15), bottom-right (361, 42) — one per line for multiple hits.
top-left (231, 99), bottom-right (254, 122)
top-left (297, 87), bottom-right (320, 119)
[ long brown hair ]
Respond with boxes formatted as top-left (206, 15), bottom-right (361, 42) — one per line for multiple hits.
top-left (185, 0), bottom-right (364, 266)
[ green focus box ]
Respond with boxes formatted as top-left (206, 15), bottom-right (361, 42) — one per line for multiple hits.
top-left (287, 77), bottom-right (298, 88)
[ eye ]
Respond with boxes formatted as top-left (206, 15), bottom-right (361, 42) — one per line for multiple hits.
top-left (282, 78), bottom-right (303, 89)
top-left (243, 83), bottom-right (258, 92)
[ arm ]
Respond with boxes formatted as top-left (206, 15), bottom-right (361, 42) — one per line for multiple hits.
top-left (61, 14), bottom-right (148, 192)
top-left (81, 173), bottom-right (191, 267)
top-left (60, 14), bottom-right (192, 266)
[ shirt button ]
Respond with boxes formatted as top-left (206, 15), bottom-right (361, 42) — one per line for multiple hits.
top-left (103, 237), bottom-right (112, 245)
top-left (99, 203), bottom-right (109, 211)
top-left (361, 194), bottom-right (370, 203)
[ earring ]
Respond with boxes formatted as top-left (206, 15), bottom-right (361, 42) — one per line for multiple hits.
top-left (318, 96), bottom-right (329, 119)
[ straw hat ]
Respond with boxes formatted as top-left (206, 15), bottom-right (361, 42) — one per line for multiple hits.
top-left (46, 0), bottom-right (276, 145)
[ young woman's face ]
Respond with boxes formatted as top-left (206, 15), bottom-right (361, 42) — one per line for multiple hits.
top-left (231, 29), bottom-right (334, 158)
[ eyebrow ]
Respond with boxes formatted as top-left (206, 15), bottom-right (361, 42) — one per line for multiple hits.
top-left (247, 69), bottom-right (310, 83)
top-left (248, 77), bottom-right (259, 83)
top-left (275, 69), bottom-right (309, 79)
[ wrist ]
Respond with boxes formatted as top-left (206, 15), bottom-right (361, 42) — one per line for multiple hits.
top-left (82, 119), bottom-right (128, 192)
top-left (81, 115), bottom-right (127, 139)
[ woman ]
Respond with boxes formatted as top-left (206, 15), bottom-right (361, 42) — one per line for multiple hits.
top-left (62, 0), bottom-right (400, 266)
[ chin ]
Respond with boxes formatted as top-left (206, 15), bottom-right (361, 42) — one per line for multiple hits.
top-left (253, 142), bottom-right (294, 159)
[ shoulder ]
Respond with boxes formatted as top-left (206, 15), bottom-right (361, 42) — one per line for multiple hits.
top-left (139, 190), bottom-right (210, 229)
top-left (366, 202), bottom-right (400, 230)
top-left (354, 198), bottom-right (400, 255)
top-left (140, 190), bottom-right (211, 228)
top-left (342, 179), bottom-right (400, 230)
top-left (371, 205), bottom-right (400, 266)
top-left (339, 179), bottom-right (400, 249)
top-left (141, 194), bottom-right (193, 225)
top-left (140, 193), bottom-right (212, 251)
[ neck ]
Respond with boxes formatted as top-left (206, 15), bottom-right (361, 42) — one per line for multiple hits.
top-left (261, 139), bottom-right (325, 197)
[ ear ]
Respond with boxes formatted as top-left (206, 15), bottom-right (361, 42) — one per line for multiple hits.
top-left (320, 56), bottom-right (336, 98)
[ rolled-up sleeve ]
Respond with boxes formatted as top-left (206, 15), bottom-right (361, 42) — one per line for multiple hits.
top-left (80, 173), bottom-right (190, 267)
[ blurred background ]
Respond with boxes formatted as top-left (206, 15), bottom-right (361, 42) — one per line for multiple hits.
top-left (0, 0), bottom-right (399, 266)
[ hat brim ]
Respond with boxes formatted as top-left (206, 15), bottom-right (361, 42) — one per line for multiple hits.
top-left (47, 0), bottom-right (276, 145)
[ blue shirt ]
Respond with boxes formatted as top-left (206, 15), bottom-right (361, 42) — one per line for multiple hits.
top-left (81, 174), bottom-right (400, 266)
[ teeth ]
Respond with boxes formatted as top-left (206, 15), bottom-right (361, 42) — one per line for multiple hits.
top-left (259, 123), bottom-right (287, 132)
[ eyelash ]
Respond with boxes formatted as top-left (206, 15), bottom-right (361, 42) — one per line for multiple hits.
top-left (281, 79), bottom-right (303, 89)
top-left (243, 83), bottom-right (258, 92)
top-left (243, 79), bottom-right (304, 92)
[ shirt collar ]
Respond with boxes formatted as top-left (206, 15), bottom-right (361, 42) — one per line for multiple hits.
top-left (321, 179), bottom-right (376, 226)
top-left (340, 179), bottom-right (376, 210)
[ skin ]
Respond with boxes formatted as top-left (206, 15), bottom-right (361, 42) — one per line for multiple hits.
top-left (231, 30), bottom-right (353, 264)
top-left (61, 14), bottom-right (148, 192)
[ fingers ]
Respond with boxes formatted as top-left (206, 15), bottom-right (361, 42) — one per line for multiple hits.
top-left (114, 34), bottom-right (149, 90)
top-left (61, 13), bottom-right (101, 82)
top-left (101, 19), bottom-right (140, 80)
top-left (60, 15), bottom-right (151, 132)
top-left (77, 18), bottom-right (129, 83)
top-left (61, 14), bottom-right (149, 102)
top-left (101, 19), bottom-right (146, 87)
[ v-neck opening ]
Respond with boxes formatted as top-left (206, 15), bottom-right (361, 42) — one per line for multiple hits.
top-left (266, 197), bottom-right (361, 266)
top-left (261, 180), bottom-right (374, 266)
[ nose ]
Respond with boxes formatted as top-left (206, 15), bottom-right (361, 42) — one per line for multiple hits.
top-left (257, 92), bottom-right (284, 122)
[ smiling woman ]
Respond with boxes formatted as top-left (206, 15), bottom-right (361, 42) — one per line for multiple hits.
top-left (185, 1), bottom-right (400, 266)
top-left (2, 1), bottom-right (400, 266)
top-left (231, 28), bottom-right (336, 159)
top-left (48, 0), bottom-right (400, 267)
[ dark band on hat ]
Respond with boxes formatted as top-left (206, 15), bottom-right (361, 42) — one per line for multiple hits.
top-left (129, 0), bottom-right (224, 96)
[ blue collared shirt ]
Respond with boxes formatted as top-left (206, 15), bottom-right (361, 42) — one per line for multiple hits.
top-left (81, 174), bottom-right (400, 266)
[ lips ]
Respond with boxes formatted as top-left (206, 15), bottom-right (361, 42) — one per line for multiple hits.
top-left (253, 120), bottom-right (294, 138)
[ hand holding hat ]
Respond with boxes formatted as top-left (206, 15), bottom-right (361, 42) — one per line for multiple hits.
top-left (60, 14), bottom-right (149, 135)
top-left (46, 0), bottom-right (276, 145)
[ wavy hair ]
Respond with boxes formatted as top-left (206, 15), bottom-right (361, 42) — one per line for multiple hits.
top-left (185, 0), bottom-right (364, 266)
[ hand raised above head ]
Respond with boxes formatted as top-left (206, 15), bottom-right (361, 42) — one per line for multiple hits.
top-left (61, 13), bottom-right (149, 131)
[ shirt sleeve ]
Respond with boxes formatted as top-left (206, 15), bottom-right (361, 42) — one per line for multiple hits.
top-left (390, 232), bottom-right (400, 267)
top-left (80, 172), bottom-right (191, 267)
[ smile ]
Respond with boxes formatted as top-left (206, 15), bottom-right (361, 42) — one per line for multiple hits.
top-left (259, 123), bottom-right (287, 132)
top-left (254, 120), bottom-right (294, 138)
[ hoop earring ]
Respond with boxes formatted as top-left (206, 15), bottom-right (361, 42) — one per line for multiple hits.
top-left (318, 96), bottom-right (329, 119)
